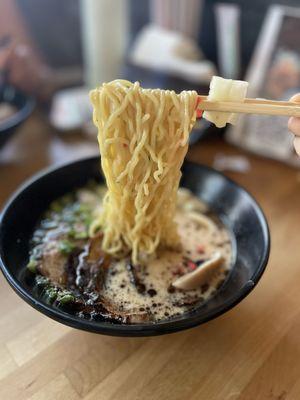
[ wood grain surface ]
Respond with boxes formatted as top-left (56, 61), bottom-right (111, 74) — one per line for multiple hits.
top-left (1, 113), bottom-right (300, 400)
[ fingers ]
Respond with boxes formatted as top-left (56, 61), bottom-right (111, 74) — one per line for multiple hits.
top-left (288, 116), bottom-right (300, 137)
top-left (290, 93), bottom-right (300, 103)
top-left (288, 94), bottom-right (300, 138)
top-left (294, 137), bottom-right (300, 156)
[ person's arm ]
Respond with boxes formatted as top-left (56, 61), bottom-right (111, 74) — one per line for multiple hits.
top-left (288, 94), bottom-right (300, 156)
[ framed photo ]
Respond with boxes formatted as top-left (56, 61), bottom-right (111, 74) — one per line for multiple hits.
top-left (226, 5), bottom-right (300, 166)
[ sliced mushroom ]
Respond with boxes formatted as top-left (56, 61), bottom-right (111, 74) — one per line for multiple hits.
top-left (172, 252), bottom-right (224, 290)
top-left (39, 242), bottom-right (68, 285)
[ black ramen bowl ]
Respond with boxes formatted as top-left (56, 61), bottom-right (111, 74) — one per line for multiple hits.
top-left (0, 157), bottom-right (270, 336)
top-left (0, 84), bottom-right (35, 149)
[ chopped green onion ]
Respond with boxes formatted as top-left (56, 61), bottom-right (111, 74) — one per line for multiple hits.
top-left (72, 231), bottom-right (89, 239)
top-left (67, 229), bottom-right (76, 238)
top-left (58, 240), bottom-right (75, 255)
top-left (83, 216), bottom-right (92, 227)
top-left (27, 259), bottom-right (38, 273)
top-left (78, 204), bottom-right (91, 213)
top-left (45, 287), bottom-right (58, 302)
top-left (58, 293), bottom-right (75, 304)
top-left (35, 275), bottom-right (49, 287)
top-left (74, 231), bottom-right (88, 239)
top-left (68, 229), bottom-right (88, 239)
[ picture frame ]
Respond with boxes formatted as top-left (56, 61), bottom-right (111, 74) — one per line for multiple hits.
top-left (226, 5), bottom-right (300, 167)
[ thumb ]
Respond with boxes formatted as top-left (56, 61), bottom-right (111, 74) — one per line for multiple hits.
top-left (288, 93), bottom-right (300, 137)
top-left (294, 137), bottom-right (300, 156)
top-left (290, 93), bottom-right (300, 103)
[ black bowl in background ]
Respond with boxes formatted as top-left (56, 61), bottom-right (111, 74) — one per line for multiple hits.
top-left (0, 84), bottom-right (35, 149)
top-left (0, 157), bottom-right (270, 336)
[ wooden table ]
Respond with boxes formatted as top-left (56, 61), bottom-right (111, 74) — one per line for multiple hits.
top-left (1, 114), bottom-right (300, 400)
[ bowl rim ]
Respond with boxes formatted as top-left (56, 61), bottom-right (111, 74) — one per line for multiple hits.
top-left (0, 156), bottom-right (270, 336)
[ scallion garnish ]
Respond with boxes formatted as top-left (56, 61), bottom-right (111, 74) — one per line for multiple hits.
top-left (58, 240), bottom-right (75, 255)
top-left (27, 259), bottom-right (38, 273)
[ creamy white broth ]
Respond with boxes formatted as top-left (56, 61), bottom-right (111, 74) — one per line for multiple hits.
top-left (102, 190), bottom-right (232, 321)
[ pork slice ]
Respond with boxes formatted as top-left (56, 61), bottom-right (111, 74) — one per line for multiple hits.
top-left (38, 241), bottom-right (67, 285)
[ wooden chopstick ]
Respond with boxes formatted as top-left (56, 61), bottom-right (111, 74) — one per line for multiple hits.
top-left (197, 95), bottom-right (300, 117)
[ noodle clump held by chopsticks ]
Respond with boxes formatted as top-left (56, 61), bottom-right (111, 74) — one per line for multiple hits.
top-left (90, 80), bottom-right (197, 264)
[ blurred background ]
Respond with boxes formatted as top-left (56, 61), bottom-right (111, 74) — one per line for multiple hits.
top-left (1, 0), bottom-right (300, 173)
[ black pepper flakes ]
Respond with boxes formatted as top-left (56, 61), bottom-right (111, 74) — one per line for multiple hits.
top-left (147, 289), bottom-right (157, 297)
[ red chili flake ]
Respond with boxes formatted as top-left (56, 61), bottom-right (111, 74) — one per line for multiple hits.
top-left (123, 143), bottom-right (128, 148)
top-left (196, 97), bottom-right (203, 118)
top-left (188, 261), bottom-right (197, 271)
top-left (197, 244), bottom-right (205, 254)
top-left (172, 266), bottom-right (185, 276)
